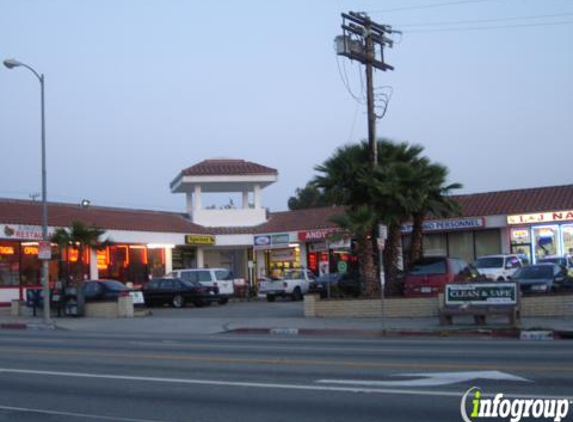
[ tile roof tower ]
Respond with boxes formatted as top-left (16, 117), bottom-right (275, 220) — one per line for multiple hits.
top-left (170, 159), bottom-right (278, 227)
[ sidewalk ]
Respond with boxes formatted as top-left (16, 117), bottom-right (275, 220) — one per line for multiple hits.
top-left (0, 307), bottom-right (571, 339)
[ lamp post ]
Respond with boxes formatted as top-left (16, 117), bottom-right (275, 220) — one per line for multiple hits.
top-left (4, 58), bottom-right (51, 325)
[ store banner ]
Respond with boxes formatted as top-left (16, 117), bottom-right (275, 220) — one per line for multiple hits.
top-left (253, 233), bottom-right (290, 250)
top-left (185, 235), bottom-right (215, 245)
top-left (507, 210), bottom-right (573, 225)
top-left (298, 228), bottom-right (340, 241)
top-left (401, 217), bottom-right (485, 233)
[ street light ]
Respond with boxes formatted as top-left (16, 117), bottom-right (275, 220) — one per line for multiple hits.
top-left (4, 58), bottom-right (51, 326)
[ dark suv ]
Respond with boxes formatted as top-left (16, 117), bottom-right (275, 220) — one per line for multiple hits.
top-left (403, 257), bottom-right (479, 297)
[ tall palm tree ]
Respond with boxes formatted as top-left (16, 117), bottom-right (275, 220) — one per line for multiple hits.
top-left (407, 163), bottom-right (462, 268)
top-left (51, 221), bottom-right (109, 285)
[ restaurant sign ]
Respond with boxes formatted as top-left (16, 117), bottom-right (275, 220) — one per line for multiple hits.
top-left (507, 210), bottom-right (573, 225)
top-left (185, 235), bottom-right (216, 245)
top-left (401, 217), bottom-right (485, 233)
top-left (445, 283), bottom-right (517, 307)
top-left (1, 225), bottom-right (55, 240)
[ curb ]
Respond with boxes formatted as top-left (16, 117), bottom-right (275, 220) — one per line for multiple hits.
top-left (225, 327), bottom-right (573, 339)
top-left (0, 322), bottom-right (58, 330)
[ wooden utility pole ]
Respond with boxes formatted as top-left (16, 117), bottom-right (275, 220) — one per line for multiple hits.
top-left (335, 12), bottom-right (400, 166)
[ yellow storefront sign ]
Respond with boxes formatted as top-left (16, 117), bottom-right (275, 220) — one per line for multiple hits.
top-left (185, 235), bottom-right (216, 245)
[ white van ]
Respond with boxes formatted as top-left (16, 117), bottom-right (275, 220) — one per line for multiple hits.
top-left (168, 268), bottom-right (235, 304)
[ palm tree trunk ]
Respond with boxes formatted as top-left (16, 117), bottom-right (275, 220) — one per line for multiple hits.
top-left (408, 212), bottom-right (424, 269)
top-left (383, 222), bottom-right (403, 296)
top-left (360, 234), bottom-right (379, 297)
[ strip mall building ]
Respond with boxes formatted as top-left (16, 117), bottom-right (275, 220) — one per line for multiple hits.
top-left (0, 158), bottom-right (572, 304)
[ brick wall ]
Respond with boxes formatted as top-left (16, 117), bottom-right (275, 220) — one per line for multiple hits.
top-left (304, 294), bottom-right (573, 318)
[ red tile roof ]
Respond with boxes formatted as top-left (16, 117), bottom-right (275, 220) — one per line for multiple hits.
top-left (453, 184), bottom-right (573, 217)
top-left (0, 199), bottom-right (209, 234)
top-left (181, 159), bottom-right (278, 176)
top-left (1, 184), bottom-right (572, 237)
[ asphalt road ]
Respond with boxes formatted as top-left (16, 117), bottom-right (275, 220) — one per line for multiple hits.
top-left (0, 330), bottom-right (571, 422)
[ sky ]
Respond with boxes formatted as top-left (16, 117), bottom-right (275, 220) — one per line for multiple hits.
top-left (1, 0), bottom-right (572, 214)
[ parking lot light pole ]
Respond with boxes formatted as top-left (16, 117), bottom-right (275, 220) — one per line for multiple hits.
top-left (4, 58), bottom-right (51, 325)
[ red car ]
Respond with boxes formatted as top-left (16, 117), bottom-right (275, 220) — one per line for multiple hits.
top-left (403, 257), bottom-right (480, 297)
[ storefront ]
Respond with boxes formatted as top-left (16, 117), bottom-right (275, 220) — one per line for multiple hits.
top-left (508, 210), bottom-right (573, 264)
top-left (402, 217), bottom-right (503, 264)
top-left (298, 228), bottom-right (357, 276)
top-left (253, 233), bottom-right (301, 278)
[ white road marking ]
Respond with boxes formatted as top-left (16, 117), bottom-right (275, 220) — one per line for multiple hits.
top-left (317, 370), bottom-right (531, 387)
top-left (0, 367), bottom-right (565, 400)
top-left (0, 404), bottom-right (179, 422)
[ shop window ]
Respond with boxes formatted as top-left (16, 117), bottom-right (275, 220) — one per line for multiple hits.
top-left (0, 241), bottom-right (19, 286)
top-left (533, 226), bottom-right (558, 261)
top-left (448, 231), bottom-right (475, 263)
top-left (562, 225), bottom-right (573, 257)
top-left (422, 234), bottom-right (447, 257)
top-left (475, 230), bottom-right (501, 259)
top-left (20, 243), bottom-right (42, 286)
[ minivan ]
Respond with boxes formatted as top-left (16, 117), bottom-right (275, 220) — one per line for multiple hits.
top-left (167, 268), bottom-right (235, 304)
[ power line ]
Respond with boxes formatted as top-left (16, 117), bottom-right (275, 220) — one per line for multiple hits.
top-left (396, 12), bottom-right (573, 27)
top-left (368, 0), bottom-right (496, 14)
top-left (404, 20), bottom-right (573, 33)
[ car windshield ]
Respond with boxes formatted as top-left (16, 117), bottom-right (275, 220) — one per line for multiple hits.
top-left (409, 258), bottom-right (446, 275)
top-left (476, 257), bottom-right (504, 269)
top-left (215, 270), bottom-right (233, 281)
top-left (538, 257), bottom-right (566, 266)
top-left (513, 266), bottom-right (553, 280)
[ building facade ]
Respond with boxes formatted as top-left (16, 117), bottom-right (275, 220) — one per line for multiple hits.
top-left (1, 158), bottom-right (572, 304)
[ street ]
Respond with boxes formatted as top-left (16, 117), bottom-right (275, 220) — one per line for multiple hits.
top-left (0, 329), bottom-right (571, 422)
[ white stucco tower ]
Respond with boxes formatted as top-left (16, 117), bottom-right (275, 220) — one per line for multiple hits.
top-left (170, 159), bottom-right (278, 227)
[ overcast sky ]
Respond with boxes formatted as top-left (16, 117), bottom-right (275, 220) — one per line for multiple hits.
top-left (1, 0), bottom-right (572, 213)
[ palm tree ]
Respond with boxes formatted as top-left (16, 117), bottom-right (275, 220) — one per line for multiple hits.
top-left (407, 163), bottom-right (462, 268)
top-left (329, 206), bottom-right (379, 297)
top-left (51, 221), bottom-right (109, 285)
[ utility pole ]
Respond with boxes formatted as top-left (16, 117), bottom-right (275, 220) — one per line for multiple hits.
top-left (335, 12), bottom-right (400, 166)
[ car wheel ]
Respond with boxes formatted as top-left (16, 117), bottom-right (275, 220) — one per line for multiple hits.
top-left (292, 287), bottom-right (302, 301)
top-left (497, 277), bottom-right (505, 282)
top-left (172, 295), bottom-right (185, 308)
top-left (266, 294), bottom-right (276, 302)
top-left (218, 297), bottom-right (229, 305)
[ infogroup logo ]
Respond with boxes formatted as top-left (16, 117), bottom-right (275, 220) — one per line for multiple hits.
top-left (460, 387), bottom-right (571, 422)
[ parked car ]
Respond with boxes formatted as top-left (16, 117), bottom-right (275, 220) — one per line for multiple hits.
top-left (308, 273), bottom-right (360, 298)
top-left (168, 268), bottom-right (235, 304)
top-left (258, 268), bottom-right (314, 301)
top-left (403, 257), bottom-right (480, 298)
top-left (474, 254), bottom-right (523, 281)
top-left (82, 279), bottom-right (130, 302)
top-left (143, 277), bottom-right (220, 308)
top-left (512, 264), bottom-right (573, 294)
top-left (537, 255), bottom-right (573, 277)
